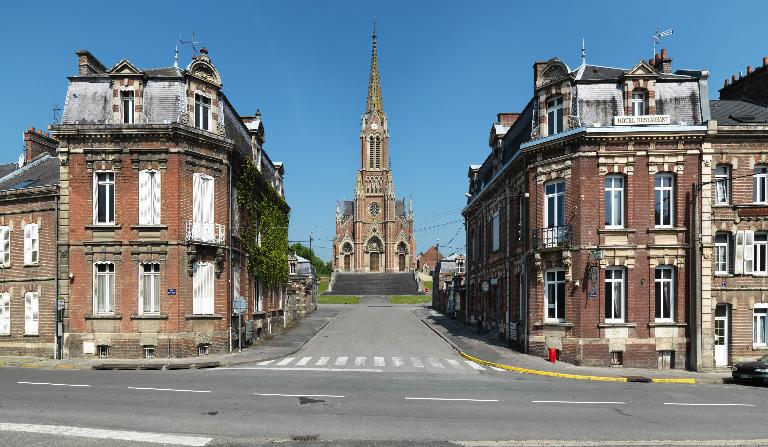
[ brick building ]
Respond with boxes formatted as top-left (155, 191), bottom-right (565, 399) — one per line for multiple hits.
top-left (50, 49), bottom-right (288, 359)
top-left (700, 57), bottom-right (768, 369)
top-left (431, 253), bottom-right (465, 316)
top-left (0, 129), bottom-right (60, 357)
top-left (287, 255), bottom-right (318, 322)
top-left (334, 30), bottom-right (416, 273)
top-left (416, 245), bottom-right (443, 275)
top-left (465, 49), bottom-right (711, 368)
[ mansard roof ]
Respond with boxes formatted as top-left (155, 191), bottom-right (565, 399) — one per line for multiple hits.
top-left (0, 154), bottom-right (59, 192)
top-left (710, 99), bottom-right (768, 125)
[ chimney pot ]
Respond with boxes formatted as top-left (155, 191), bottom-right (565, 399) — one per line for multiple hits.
top-left (748, 65), bottom-right (754, 74)
top-left (655, 53), bottom-right (661, 63)
top-left (732, 74), bottom-right (737, 82)
top-left (725, 79), bottom-right (729, 87)
top-left (661, 48), bottom-right (668, 59)
top-left (764, 56), bottom-right (768, 66)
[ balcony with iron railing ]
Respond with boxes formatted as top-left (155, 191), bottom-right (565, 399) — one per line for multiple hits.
top-left (530, 225), bottom-right (573, 250)
top-left (186, 220), bottom-right (226, 245)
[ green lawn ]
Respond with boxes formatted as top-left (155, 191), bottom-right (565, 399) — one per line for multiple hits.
top-left (389, 295), bottom-right (431, 304)
top-left (319, 276), bottom-right (330, 294)
top-left (318, 295), bottom-right (359, 304)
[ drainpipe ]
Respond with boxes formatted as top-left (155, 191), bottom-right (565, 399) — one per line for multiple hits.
top-left (54, 192), bottom-right (60, 359)
top-left (228, 155), bottom-right (233, 353)
top-left (522, 155), bottom-right (530, 353)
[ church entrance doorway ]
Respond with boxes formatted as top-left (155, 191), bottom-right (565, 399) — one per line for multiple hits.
top-left (344, 254), bottom-right (351, 271)
top-left (370, 252), bottom-right (380, 272)
top-left (398, 254), bottom-right (405, 271)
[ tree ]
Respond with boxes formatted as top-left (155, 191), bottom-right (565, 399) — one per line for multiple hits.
top-left (289, 242), bottom-right (331, 276)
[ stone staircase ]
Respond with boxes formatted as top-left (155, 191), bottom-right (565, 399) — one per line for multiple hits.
top-left (326, 272), bottom-right (420, 296)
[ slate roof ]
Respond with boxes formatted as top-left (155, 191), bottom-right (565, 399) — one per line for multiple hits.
top-left (575, 64), bottom-right (700, 82)
top-left (710, 99), bottom-right (768, 125)
top-left (341, 200), bottom-right (354, 218)
top-left (0, 155), bottom-right (59, 192)
top-left (0, 163), bottom-right (18, 179)
top-left (395, 198), bottom-right (406, 218)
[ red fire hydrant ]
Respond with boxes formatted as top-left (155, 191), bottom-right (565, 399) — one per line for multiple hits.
top-left (548, 347), bottom-right (557, 364)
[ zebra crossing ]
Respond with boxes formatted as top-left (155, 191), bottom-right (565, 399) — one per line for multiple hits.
top-left (248, 355), bottom-right (501, 373)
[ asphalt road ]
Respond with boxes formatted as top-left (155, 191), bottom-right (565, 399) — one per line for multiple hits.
top-left (1, 298), bottom-right (767, 447)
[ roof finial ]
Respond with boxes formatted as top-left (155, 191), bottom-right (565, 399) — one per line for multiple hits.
top-left (366, 21), bottom-right (383, 114)
top-left (174, 42), bottom-right (179, 69)
top-left (581, 38), bottom-right (586, 66)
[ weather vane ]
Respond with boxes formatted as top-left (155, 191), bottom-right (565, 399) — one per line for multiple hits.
top-left (653, 27), bottom-right (674, 58)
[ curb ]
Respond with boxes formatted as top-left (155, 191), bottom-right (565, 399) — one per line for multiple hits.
top-left (416, 310), bottom-right (700, 385)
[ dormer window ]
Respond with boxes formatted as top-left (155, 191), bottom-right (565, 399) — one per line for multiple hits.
top-left (547, 97), bottom-right (563, 135)
top-left (194, 94), bottom-right (211, 131)
top-left (631, 90), bottom-right (647, 116)
top-left (121, 91), bottom-right (135, 124)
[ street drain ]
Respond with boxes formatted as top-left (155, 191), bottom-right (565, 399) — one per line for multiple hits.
top-left (291, 435), bottom-right (319, 442)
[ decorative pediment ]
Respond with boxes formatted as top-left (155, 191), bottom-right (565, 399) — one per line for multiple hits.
top-left (108, 59), bottom-right (144, 77)
top-left (340, 235), bottom-right (354, 253)
top-left (623, 61), bottom-right (659, 78)
top-left (185, 54), bottom-right (222, 87)
top-left (538, 58), bottom-right (572, 89)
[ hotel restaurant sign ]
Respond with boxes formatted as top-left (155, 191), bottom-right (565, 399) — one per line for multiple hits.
top-left (613, 115), bottom-right (671, 126)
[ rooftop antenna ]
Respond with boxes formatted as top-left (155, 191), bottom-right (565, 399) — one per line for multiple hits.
top-left (581, 38), bottom-right (586, 66)
top-left (178, 32), bottom-right (202, 62)
top-left (52, 104), bottom-right (61, 125)
top-left (653, 27), bottom-right (674, 58)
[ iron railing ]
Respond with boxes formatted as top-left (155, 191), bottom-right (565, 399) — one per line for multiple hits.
top-left (186, 220), bottom-right (226, 245)
top-left (530, 225), bottom-right (572, 250)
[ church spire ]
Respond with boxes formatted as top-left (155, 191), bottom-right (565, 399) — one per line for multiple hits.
top-left (366, 23), bottom-right (383, 115)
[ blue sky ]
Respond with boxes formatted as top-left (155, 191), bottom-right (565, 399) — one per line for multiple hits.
top-left (1, 0), bottom-right (766, 260)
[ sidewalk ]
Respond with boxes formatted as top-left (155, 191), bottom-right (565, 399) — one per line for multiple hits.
top-left (0, 307), bottom-right (338, 371)
top-left (413, 307), bottom-right (731, 384)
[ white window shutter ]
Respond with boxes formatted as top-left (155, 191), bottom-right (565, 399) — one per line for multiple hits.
top-left (0, 293), bottom-right (9, 334)
top-left (745, 230), bottom-right (755, 274)
top-left (23, 225), bottom-right (32, 265)
top-left (138, 170), bottom-right (150, 225)
top-left (193, 263), bottom-right (201, 314)
top-left (2, 228), bottom-right (9, 266)
top-left (31, 224), bottom-right (38, 264)
top-left (206, 263), bottom-right (215, 314)
top-left (735, 231), bottom-right (744, 274)
top-left (193, 174), bottom-right (201, 223)
top-left (151, 171), bottom-right (161, 224)
top-left (205, 177), bottom-right (215, 224)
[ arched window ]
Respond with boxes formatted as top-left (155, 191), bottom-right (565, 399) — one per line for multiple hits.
top-left (374, 136), bottom-right (381, 169)
top-left (342, 242), bottom-right (353, 253)
top-left (368, 135), bottom-right (375, 169)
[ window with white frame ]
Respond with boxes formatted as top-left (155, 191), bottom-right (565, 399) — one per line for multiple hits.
top-left (193, 173), bottom-right (214, 225)
top-left (0, 226), bottom-right (10, 267)
top-left (255, 276), bottom-right (263, 311)
top-left (94, 172), bottom-right (115, 224)
top-left (604, 267), bottom-right (625, 322)
top-left (23, 223), bottom-right (38, 265)
top-left (491, 211), bottom-right (500, 252)
top-left (604, 175), bottom-right (624, 228)
top-left (121, 90), bottom-right (135, 124)
top-left (94, 263), bottom-right (115, 315)
top-left (138, 170), bottom-right (161, 225)
top-left (192, 262), bottom-right (214, 315)
top-left (0, 292), bottom-right (9, 335)
top-left (755, 165), bottom-right (768, 204)
top-left (714, 232), bottom-right (729, 275)
top-left (544, 269), bottom-right (565, 322)
top-left (755, 306), bottom-right (768, 347)
top-left (233, 267), bottom-right (242, 302)
top-left (544, 180), bottom-right (565, 247)
top-left (139, 263), bottom-right (160, 314)
top-left (654, 266), bottom-right (674, 321)
top-left (631, 90), bottom-right (647, 116)
top-left (194, 94), bottom-right (211, 131)
top-left (289, 262), bottom-right (296, 274)
top-left (755, 232), bottom-right (768, 275)
top-left (735, 230), bottom-right (756, 275)
top-left (547, 97), bottom-right (564, 135)
top-left (24, 292), bottom-right (38, 335)
top-left (715, 164), bottom-right (730, 205)
top-left (654, 173), bottom-right (674, 227)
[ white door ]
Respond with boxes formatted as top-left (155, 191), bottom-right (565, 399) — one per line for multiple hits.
top-left (714, 304), bottom-right (729, 367)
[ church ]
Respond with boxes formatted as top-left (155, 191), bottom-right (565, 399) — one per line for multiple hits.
top-left (334, 30), bottom-right (416, 273)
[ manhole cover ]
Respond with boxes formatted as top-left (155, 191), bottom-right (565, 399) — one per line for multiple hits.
top-left (291, 434), bottom-right (320, 442)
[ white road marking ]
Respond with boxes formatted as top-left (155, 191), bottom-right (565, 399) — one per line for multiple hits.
top-left (405, 397), bottom-right (499, 402)
top-left (444, 359), bottom-right (461, 368)
top-left (296, 357), bottom-right (312, 366)
top-left (490, 366), bottom-right (506, 372)
top-left (127, 387), bottom-right (211, 393)
top-left (392, 356), bottom-right (404, 367)
top-left (457, 440), bottom-right (768, 446)
top-left (220, 367), bottom-right (383, 373)
top-left (411, 357), bottom-right (424, 368)
top-left (465, 360), bottom-right (485, 370)
top-left (355, 356), bottom-right (367, 366)
top-left (532, 400), bottom-right (627, 405)
top-left (427, 358), bottom-right (445, 368)
top-left (315, 356), bottom-right (331, 366)
top-left (256, 360), bottom-right (274, 366)
top-left (255, 393), bottom-right (345, 398)
top-left (373, 356), bottom-right (385, 367)
top-left (17, 381), bottom-right (90, 387)
top-left (276, 357), bottom-right (295, 366)
top-left (0, 422), bottom-right (212, 446)
top-left (334, 356), bottom-right (348, 366)
top-left (663, 402), bottom-right (755, 407)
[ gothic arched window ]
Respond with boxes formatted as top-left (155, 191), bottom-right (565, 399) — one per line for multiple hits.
top-left (368, 135), bottom-right (375, 169)
top-left (374, 136), bottom-right (381, 169)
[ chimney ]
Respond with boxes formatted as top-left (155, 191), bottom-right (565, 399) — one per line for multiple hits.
top-left (654, 48), bottom-right (673, 74)
top-left (732, 74), bottom-right (737, 83)
top-left (23, 127), bottom-right (59, 162)
top-left (763, 56), bottom-right (768, 67)
top-left (496, 113), bottom-right (520, 127)
top-left (747, 65), bottom-right (753, 75)
top-left (75, 50), bottom-right (106, 76)
top-left (724, 79), bottom-right (730, 87)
